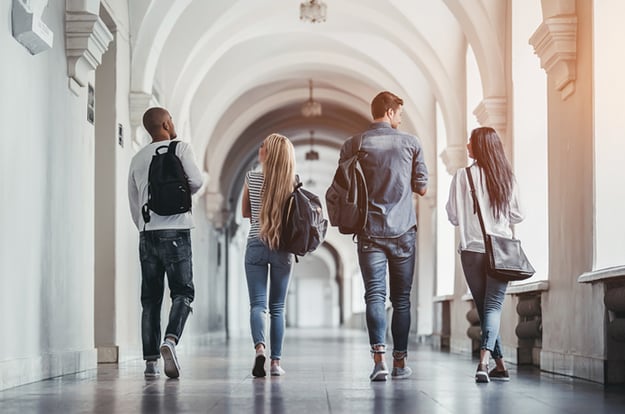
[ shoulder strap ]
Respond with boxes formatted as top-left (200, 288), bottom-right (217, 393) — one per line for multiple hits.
top-left (352, 134), bottom-right (361, 155)
top-left (465, 166), bottom-right (488, 241)
top-left (351, 134), bottom-right (366, 159)
top-left (168, 140), bottom-right (179, 154)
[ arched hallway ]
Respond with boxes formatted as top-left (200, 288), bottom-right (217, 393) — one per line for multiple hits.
top-left (1, 329), bottom-right (624, 413)
top-left (3, 0), bottom-right (625, 406)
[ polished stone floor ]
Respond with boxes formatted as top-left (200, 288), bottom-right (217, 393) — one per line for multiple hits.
top-left (1, 329), bottom-right (624, 413)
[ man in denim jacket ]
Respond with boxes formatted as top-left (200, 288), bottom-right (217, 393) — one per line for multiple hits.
top-left (338, 91), bottom-right (428, 381)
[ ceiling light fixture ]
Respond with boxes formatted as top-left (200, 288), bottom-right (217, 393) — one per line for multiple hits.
top-left (301, 79), bottom-right (322, 118)
top-left (300, 0), bottom-right (327, 23)
top-left (306, 130), bottom-right (320, 161)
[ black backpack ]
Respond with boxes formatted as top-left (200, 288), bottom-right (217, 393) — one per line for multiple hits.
top-left (141, 140), bottom-right (191, 223)
top-left (280, 178), bottom-right (328, 258)
top-left (325, 135), bottom-right (368, 234)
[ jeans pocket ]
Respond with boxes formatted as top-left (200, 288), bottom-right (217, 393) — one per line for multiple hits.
top-left (358, 239), bottom-right (375, 254)
top-left (161, 235), bottom-right (191, 263)
top-left (246, 240), bottom-right (266, 265)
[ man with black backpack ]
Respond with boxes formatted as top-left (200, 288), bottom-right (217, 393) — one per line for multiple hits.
top-left (329, 91), bottom-right (428, 381)
top-left (128, 107), bottom-right (203, 379)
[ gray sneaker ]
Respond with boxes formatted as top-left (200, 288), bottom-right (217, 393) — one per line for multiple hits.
top-left (144, 360), bottom-right (160, 378)
top-left (160, 340), bottom-right (180, 379)
top-left (369, 361), bottom-right (389, 381)
top-left (391, 366), bottom-right (413, 380)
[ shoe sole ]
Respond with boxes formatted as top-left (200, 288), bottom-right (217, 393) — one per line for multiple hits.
top-left (490, 377), bottom-right (510, 382)
top-left (160, 344), bottom-right (180, 379)
top-left (252, 354), bottom-right (266, 377)
top-left (370, 370), bottom-right (389, 381)
top-left (475, 372), bottom-right (490, 383)
top-left (144, 373), bottom-right (160, 378)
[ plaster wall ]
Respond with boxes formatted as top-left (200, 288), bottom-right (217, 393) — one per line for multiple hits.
top-left (0, 0), bottom-right (97, 389)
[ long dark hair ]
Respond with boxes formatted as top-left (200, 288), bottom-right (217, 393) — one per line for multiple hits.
top-left (469, 127), bottom-right (514, 220)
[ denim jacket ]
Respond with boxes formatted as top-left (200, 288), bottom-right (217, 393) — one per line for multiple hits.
top-left (339, 122), bottom-right (428, 238)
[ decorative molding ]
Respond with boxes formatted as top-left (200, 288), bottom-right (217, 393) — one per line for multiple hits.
top-left (440, 145), bottom-right (467, 175)
top-left (204, 192), bottom-right (228, 229)
top-left (129, 91), bottom-right (153, 145)
top-left (529, 16), bottom-right (577, 100)
top-left (65, 1), bottom-right (113, 95)
top-left (12, 0), bottom-right (54, 55)
top-left (473, 97), bottom-right (507, 136)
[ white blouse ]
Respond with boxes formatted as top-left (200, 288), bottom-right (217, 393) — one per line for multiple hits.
top-left (446, 163), bottom-right (524, 253)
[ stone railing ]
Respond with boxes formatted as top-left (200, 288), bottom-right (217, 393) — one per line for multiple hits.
top-left (579, 266), bottom-right (625, 383)
top-left (506, 281), bottom-right (549, 366)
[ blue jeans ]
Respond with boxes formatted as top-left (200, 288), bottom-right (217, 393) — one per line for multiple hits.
top-left (244, 238), bottom-right (294, 360)
top-left (460, 250), bottom-right (508, 359)
top-left (139, 229), bottom-right (194, 360)
top-left (357, 227), bottom-right (416, 353)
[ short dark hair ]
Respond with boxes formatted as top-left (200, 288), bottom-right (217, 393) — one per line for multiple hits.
top-left (142, 107), bottom-right (168, 137)
top-left (371, 91), bottom-right (403, 119)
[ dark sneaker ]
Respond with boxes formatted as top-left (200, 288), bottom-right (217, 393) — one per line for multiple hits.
top-left (391, 366), bottom-right (413, 380)
top-left (160, 340), bottom-right (180, 379)
top-left (369, 361), bottom-right (389, 381)
top-left (252, 352), bottom-right (266, 377)
top-left (475, 363), bottom-right (490, 383)
top-left (488, 368), bottom-right (510, 381)
top-left (144, 360), bottom-right (160, 378)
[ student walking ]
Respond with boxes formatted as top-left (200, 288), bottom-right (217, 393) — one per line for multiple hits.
top-left (446, 126), bottom-right (524, 383)
top-left (128, 107), bottom-right (203, 378)
top-left (241, 133), bottom-right (296, 377)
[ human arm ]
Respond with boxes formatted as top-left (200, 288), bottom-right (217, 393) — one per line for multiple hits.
top-left (508, 180), bottom-right (525, 224)
top-left (411, 140), bottom-right (428, 196)
top-left (178, 141), bottom-right (204, 194)
top-left (242, 182), bottom-right (251, 218)
top-left (127, 167), bottom-right (141, 230)
top-left (445, 170), bottom-right (459, 226)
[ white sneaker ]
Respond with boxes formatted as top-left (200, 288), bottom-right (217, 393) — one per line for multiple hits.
top-left (270, 364), bottom-right (286, 376)
top-left (160, 340), bottom-right (180, 379)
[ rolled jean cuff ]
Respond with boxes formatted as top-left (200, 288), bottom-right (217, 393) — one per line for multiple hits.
top-left (164, 334), bottom-right (180, 344)
top-left (392, 350), bottom-right (407, 360)
top-left (370, 344), bottom-right (386, 353)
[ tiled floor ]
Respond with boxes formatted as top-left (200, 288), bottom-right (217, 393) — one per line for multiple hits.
top-left (1, 329), bottom-right (624, 413)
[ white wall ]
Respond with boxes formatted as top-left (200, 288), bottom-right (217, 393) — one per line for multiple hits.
top-left (511, 0), bottom-right (549, 281)
top-left (593, 0), bottom-right (625, 270)
top-left (0, 0), bottom-right (97, 389)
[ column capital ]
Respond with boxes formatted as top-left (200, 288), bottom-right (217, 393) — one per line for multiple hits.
top-left (440, 145), bottom-right (467, 175)
top-left (65, 0), bottom-right (112, 95)
top-left (530, 15), bottom-right (577, 100)
top-left (204, 192), bottom-right (230, 230)
top-left (129, 91), bottom-right (154, 147)
top-left (473, 97), bottom-right (508, 137)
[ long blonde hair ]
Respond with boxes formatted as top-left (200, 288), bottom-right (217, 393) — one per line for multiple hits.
top-left (259, 133), bottom-right (296, 250)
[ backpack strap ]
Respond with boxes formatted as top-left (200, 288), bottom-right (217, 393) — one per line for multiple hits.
top-left (168, 140), bottom-right (179, 154)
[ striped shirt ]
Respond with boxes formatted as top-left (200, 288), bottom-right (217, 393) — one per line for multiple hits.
top-left (246, 170), bottom-right (264, 240)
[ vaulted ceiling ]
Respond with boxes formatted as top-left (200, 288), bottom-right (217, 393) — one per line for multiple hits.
top-left (129, 0), bottom-right (507, 215)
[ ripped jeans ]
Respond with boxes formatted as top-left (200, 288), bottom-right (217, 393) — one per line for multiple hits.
top-left (140, 229), bottom-right (194, 360)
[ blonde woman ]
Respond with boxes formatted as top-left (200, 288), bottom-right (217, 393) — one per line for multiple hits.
top-left (241, 133), bottom-right (296, 377)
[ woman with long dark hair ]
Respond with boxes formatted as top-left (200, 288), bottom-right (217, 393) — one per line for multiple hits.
top-left (241, 133), bottom-right (296, 377)
top-left (446, 127), bottom-right (525, 383)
